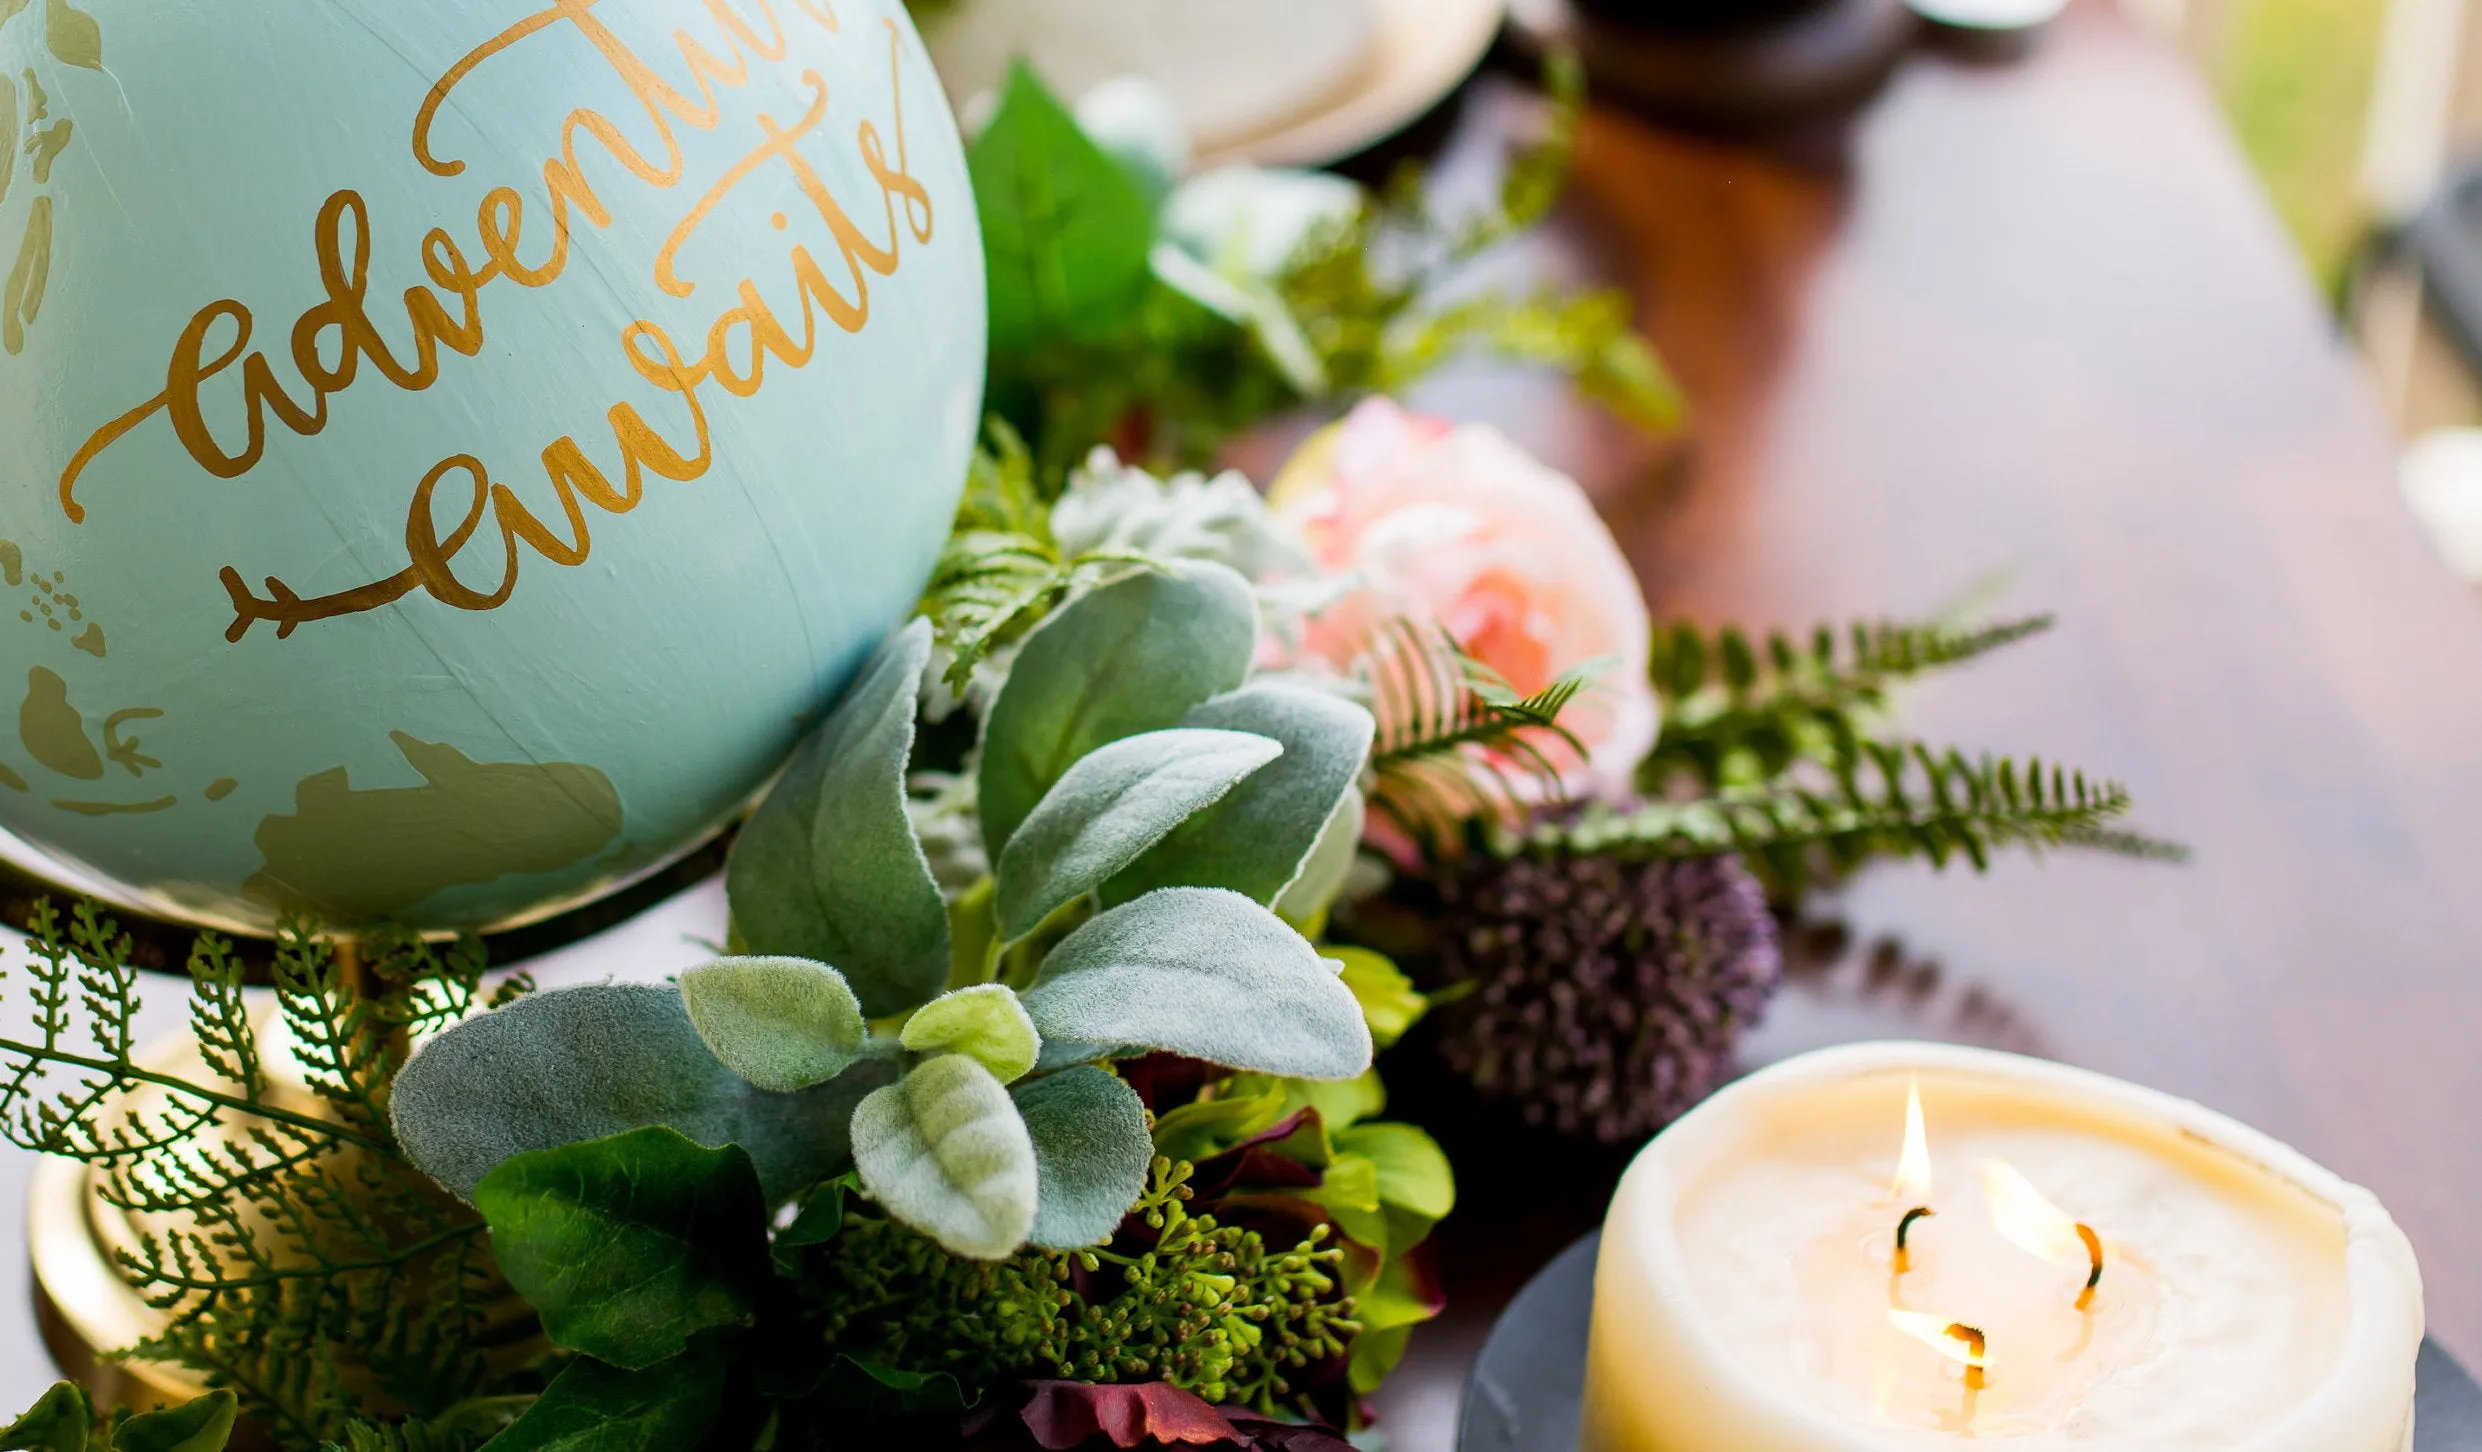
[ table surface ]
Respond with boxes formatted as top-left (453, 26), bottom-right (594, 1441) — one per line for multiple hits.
top-left (0, 3), bottom-right (2477, 1445)
top-left (1363, 3), bottom-right (2482, 1448)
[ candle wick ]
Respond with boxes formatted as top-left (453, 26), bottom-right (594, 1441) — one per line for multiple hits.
top-left (2075, 1222), bottom-right (2104, 1310)
top-left (1945, 1322), bottom-right (1988, 1389)
top-left (1895, 1205), bottom-right (1936, 1272)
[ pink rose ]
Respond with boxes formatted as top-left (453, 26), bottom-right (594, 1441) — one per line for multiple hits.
top-left (1269, 398), bottom-right (1659, 793)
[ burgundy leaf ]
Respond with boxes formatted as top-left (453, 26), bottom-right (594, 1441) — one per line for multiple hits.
top-left (1016, 1381), bottom-right (1243, 1449)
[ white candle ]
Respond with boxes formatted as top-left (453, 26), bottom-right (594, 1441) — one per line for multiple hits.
top-left (1582, 1043), bottom-right (2424, 1451)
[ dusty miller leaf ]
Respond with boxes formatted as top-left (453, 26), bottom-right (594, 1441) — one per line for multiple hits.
top-left (1020, 888), bottom-right (1371, 1080)
top-left (978, 561), bottom-right (1257, 856)
top-left (728, 619), bottom-right (949, 1018)
top-left (392, 983), bottom-right (886, 1202)
top-left (996, 727), bottom-right (1282, 940)
top-left (679, 956), bottom-right (868, 1093)
top-left (1106, 684), bottom-right (1373, 907)
top-left (1014, 1065), bottom-right (1152, 1250)
top-left (851, 1053), bottom-right (1038, 1259)
top-left (899, 984), bottom-right (1042, 1084)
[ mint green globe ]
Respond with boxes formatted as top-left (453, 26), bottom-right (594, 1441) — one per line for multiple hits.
top-left (0, 0), bottom-right (984, 931)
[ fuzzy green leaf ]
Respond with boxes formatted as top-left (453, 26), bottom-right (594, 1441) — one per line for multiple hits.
top-left (108, 1391), bottom-right (234, 1452)
top-left (0, 1383), bottom-right (87, 1452)
top-left (392, 983), bottom-right (888, 1202)
top-left (995, 727), bottom-right (1283, 941)
top-left (1021, 888), bottom-right (1372, 1080)
top-left (1274, 785), bottom-right (1365, 930)
top-left (851, 1054), bottom-right (1038, 1260)
top-left (972, 61), bottom-right (1157, 353)
top-left (900, 984), bottom-right (1042, 1083)
top-left (1106, 685), bottom-right (1375, 907)
top-left (728, 619), bottom-right (949, 1019)
top-left (678, 956), bottom-right (867, 1093)
top-left (1013, 1065), bottom-right (1152, 1249)
top-left (978, 562), bottom-right (1257, 857)
top-left (482, 1342), bottom-right (728, 1452)
top-left (473, 1127), bottom-right (769, 1371)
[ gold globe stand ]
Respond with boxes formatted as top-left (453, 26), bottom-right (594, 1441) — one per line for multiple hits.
top-left (13, 827), bottom-right (738, 1415)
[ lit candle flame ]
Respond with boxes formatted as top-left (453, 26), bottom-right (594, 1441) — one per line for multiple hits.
top-left (1892, 1083), bottom-right (1933, 1202)
top-left (1887, 1309), bottom-right (1988, 1374)
top-left (1982, 1159), bottom-right (2088, 1267)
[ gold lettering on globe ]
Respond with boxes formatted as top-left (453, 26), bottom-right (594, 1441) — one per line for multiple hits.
top-left (51, 0), bottom-right (936, 643)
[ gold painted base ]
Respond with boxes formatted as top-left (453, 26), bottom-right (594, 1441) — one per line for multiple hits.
top-left (27, 1151), bottom-right (201, 1410)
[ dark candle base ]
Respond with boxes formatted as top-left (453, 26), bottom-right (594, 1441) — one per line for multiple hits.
top-left (1506, 0), bottom-right (1918, 137)
top-left (1455, 1231), bottom-right (2482, 1451)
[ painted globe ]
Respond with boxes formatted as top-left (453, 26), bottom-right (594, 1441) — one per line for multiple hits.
top-left (0, 0), bottom-right (985, 932)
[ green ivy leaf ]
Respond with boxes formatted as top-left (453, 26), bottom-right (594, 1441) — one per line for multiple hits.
top-left (777, 1175), bottom-right (855, 1255)
top-left (728, 618), bottom-right (950, 1019)
top-left (1149, 1078), bottom-right (1292, 1163)
top-left (1013, 1065), bottom-right (1152, 1249)
top-left (0, 1382), bottom-right (88, 1452)
top-left (1106, 685), bottom-right (1374, 907)
top-left (996, 727), bottom-right (1283, 941)
top-left (107, 1391), bottom-right (234, 1452)
top-left (473, 1127), bottom-right (769, 1371)
top-left (1346, 1251), bottom-right (1446, 1395)
top-left (482, 1340), bottom-right (729, 1452)
top-left (1020, 888), bottom-right (1371, 1079)
top-left (1325, 946), bottom-right (1428, 1049)
top-left (679, 956), bottom-right (868, 1093)
top-left (393, 983), bottom-right (888, 1202)
top-left (901, 984), bottom-right (1042, 1083)
top-left (1336, 1121), bottom-right (1455, 1252)
top-left (851, 1053), bottom-right (1038, 1259)
top-left (979, 562), bottom-right (1257, 860)
top-left (971, 61), bottom-right (1158, 354)
top-left (1299, 1151), bottom-right (1387, 1251)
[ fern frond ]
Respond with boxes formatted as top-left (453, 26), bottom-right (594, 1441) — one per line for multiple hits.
top-left (0, 904), bottom-right (510, 1446)
top-left (1365, 619), bottom-right (1594, 852)
top-left (1643, 614), bottom-right (2054, 794)
top-left (1546, 744), bottom-right (2183, 896)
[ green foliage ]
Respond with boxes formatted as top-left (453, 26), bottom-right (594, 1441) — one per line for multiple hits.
top-left (1643, 614), bottom-right (2055, 794)
top-left (1102, 686), bottom-right (1376, 910)
top-left (800, 1158), bottom-right (1358, 1417)
top-left (850, 1054), bottom-right (1040, 1261)
top-left (1550, 745), bottom-right (2183, 896)
top-left (477, 1340), bottom-right (728, 1452)
top-left (679, 957), bottom-right (869, 1094)
top-left (725, 620), bottom-right (950, 1019)
top-left (1020, 890), bottom-right (1372, 1080)
top-left (1362, 618), bottom-right (1595, 850)
top-left (105, 1391), bottom-right (235, 1452)
top-left (391, 983), bottom-right (884, 1204)
top-left (0, 906), bottom-right (513, 1447)
top-left (1, 1382), bottom-right (92, 1451)
top-left (472, 1129), bottom-right (769, 1371)
top-left (1012, 1067), bottom-right (1153, 1251)
top-left (995, 727), bottom-right (1283, 941)
top-left (976, 561), bottom-right (1259, 857)
top-left (969, 59), bottom-right (1680, 476)
top-left (900, 985), bottom-right (1042, 1084)
top-left (1324, 948), bottom-right (1428, 1051)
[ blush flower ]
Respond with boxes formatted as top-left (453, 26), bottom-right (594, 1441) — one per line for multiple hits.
top-left (1268, 398), bottom-right (1659, 792)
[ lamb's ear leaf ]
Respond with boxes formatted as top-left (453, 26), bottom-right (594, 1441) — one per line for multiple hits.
top-left (482, 1338), bottom-right (730, 1452)
top-left (1014, 1065), bottom-right (1153, 1249)
top-left (107, 1389), bottom-right (236, 1452)
top-left (1105, 685), bottom-right (1374, 907)
top-left (900, 984), bottom-right (1042, 1083)
top-left (978, 562), bottom-right (1256, 859)
top-left (473, 1127), bottom-right (770, 1370)
top-left (850, 1054), bottom-right (1038, 1260)
top-left (1020, 888), bottom-right (1372, 1080)
top-left (391, 983), bottom-right (889, 1202)
top-left (996, 727), bottom-right (1282, 940)
top-left (679, 956), bottom-right (868, 1092)
top-left (728, 618), bottom-right (950, 1018)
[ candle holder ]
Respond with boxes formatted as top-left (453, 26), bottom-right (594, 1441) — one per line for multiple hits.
top-left (1454, 1232), bottom-right (2482, 1451)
